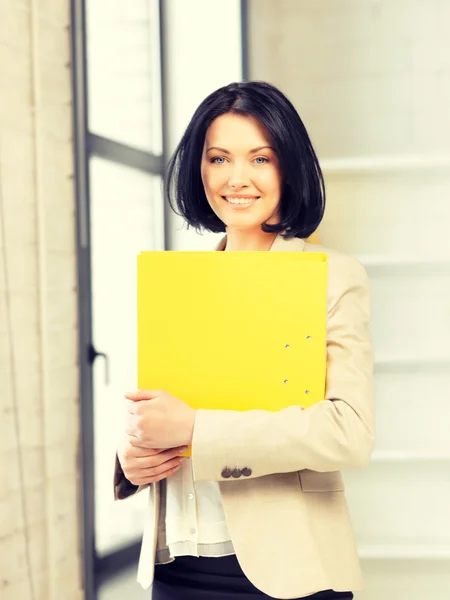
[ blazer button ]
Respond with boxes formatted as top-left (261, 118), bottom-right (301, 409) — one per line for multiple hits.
top-left (231, 469), bottom-right (242, 479)
top-left (221, 468), bottom-right (232, 479)
top-left (241, 467), bottom-right (252, 477)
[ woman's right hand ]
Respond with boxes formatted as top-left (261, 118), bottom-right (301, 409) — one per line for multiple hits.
top-left (117, 437), bottom-right (188, 486)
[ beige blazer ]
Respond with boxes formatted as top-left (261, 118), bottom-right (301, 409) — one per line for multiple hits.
top-left (114, 234), bottom-right (374, 599)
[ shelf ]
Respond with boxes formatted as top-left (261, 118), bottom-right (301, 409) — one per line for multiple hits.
top-left (370, 451), bottom-right (450, 463)
top-left (358, 544), bottom-right (450, 560)
top-left (374, 357), bottom-right (450, 371)
top-left (358, 255), bottom-right (450, 269)
top-left (321, 154), bottom-right (450, 175)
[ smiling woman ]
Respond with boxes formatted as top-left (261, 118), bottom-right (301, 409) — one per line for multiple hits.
top-left (166, 81), bottom-right (325, 251)
top-left (114, 81), bottom-right (374, 600)
top-left (201, 113), bottom-right (283, 247)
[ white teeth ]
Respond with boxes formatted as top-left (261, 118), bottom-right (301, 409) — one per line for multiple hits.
top-left (225, 197), bottom-right (257, 205)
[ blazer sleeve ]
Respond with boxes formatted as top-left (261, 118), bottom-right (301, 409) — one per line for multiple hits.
top-left (191, 253), bottom-right (375, 482)
top-left (113, 453), bottom-right (149, 500)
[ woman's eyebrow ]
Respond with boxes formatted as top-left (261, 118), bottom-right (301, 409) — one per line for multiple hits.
top-left (206, 147), bottom-right (230, 154)
top-left (206, 146), bottom-right (274, 154)
top-left (249, 146), bottom-right (274, 153)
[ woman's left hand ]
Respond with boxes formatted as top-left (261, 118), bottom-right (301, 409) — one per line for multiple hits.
top-left (125, 389), bottom-right (196, 449)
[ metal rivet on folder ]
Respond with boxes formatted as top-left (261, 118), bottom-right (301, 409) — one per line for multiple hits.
top-left (284, 379), bottom-right (289, 384)
top-left (306, 335), bottom-right (311, 340)
top-left (305, 390), bottom-right (310, 394)
top-left (285, 344), bottom-right (290, 348)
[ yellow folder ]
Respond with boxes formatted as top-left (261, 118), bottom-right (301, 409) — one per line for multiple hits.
top-left (137, 252), bottom-right (328, 421)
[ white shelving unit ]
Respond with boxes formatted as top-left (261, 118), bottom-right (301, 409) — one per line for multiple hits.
top-left (320, 151), bottom-right (450, 576)
top-left (370, 450), bottom-right (450, 463)
top-left (358, 255), bottom-right (450, 269)
top-left (374, 356), bottom-right (450, 369)
top-left (358, 544), bottom-right (450, 561)
top-left (321, 154), bottom-right (450, 175)
top-left (249, 1), bottom-right (450, 595)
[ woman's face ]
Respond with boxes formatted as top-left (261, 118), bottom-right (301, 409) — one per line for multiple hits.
top-left (201, 113), bottom-right (282, 232)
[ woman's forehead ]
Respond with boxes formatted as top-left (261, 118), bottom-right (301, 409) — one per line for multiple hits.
top-left (205, 113), bottom-right (272, 150)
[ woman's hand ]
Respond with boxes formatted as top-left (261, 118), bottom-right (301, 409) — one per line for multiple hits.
top-left (125, 389), bottom-right (197, 449)
top-left (117, 437), bottom-right (188, 486)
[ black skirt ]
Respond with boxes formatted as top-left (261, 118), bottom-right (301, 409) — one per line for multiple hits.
top-left (153, 555), bottom-right (353, 600)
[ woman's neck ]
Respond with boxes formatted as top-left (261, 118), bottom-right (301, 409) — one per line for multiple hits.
top-left (224, 228), bottom-right (278, 252)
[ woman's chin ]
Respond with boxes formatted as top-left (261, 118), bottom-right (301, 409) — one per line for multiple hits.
top-left (223, 218), bottom-right (263, 231)
top-left (219, 209), bottom-right (264, 227)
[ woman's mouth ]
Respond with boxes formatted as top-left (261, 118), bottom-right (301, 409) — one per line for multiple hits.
top-left (222, 196), bottom-right (259, 207)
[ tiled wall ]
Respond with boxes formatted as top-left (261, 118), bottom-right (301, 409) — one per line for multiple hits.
top-left (0, 2), bottom-right (82, 599)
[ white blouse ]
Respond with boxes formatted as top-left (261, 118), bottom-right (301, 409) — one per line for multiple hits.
top-left (155, 457), bottom-right (234, 563)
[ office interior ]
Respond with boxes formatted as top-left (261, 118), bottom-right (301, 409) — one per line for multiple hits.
top-left (1, 1), bottom-right (449, 599)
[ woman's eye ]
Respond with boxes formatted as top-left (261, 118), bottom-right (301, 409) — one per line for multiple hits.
top-left (211, 156), bottom-right (226, 164)
top-left (254, 157), bottom-right (268, 165)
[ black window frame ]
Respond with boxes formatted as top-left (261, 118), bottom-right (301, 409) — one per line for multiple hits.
top-left (70, 1), bottom-right (248, 597)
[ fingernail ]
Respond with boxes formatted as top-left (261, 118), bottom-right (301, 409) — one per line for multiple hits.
top-left (179, 446), bottom-right (188, 453)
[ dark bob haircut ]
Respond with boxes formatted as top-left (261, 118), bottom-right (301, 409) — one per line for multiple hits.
top-left (165, 81), bottom-right (325, 239)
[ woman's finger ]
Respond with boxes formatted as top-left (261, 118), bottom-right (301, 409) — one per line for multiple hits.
top-left (140, 456), bottom-right (187, 477)
top-left (124, 445), bottom-right (167, 456)
top-left (135, 446), bottom-right (188, 467)
top-left (129, 462), bottom-right (183, 485)
top-left (125, 425), bottom-right (140, 439)
top-left (125, 455), bottom-right (186, 482)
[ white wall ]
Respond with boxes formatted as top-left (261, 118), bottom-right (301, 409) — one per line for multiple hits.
top-left (162, 0), bottom-right (243, 250)
top-left (248, 1), bottom-right (450, 598)
top-left (248, 0), bottom-right (450, 159)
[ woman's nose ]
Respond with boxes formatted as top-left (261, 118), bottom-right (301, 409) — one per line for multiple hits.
top-left (228, 163), bottom-right (250, 188)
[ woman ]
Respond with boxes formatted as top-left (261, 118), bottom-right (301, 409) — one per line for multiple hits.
top-left (115, 81), bottom-right (374, 600)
